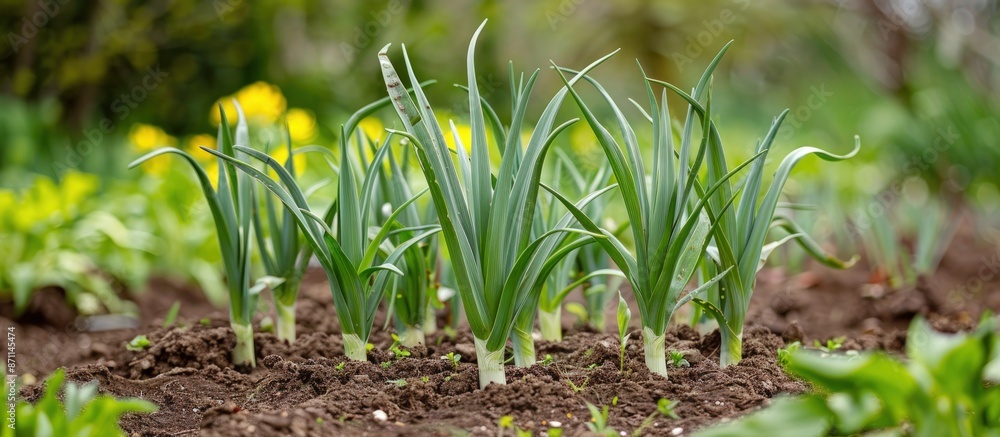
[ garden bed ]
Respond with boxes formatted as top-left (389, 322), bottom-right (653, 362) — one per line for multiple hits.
top-left (6, 227), bottom-right (998, 436)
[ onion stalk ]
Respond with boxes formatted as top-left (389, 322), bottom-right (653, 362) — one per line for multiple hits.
top-left (252, 128), bottom-right (310, 344)
top-left (530, 153), bottom-right (621, 343)
top-left (129, 103), bottom-right (260, 367)
top-left (203, 98), bottom-right (440, 362)
top-left (378, 21), bottom-right (613, 388)
top-left (548, 49), bottom-right (764, 378)
top-left (646, 44), bottom-right (860, 367)
top-left (375, 142), bottom-right (439, 347)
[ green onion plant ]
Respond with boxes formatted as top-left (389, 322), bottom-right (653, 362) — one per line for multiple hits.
top-left (203, 99), bottom-right (439, 362)
top-left (510, 156), bottom-right (622, 361)
top-left (858, 193), bottom-right (958, 288)
top-left (645, 44), bottom-right (860, 368)
top-left (862, 210), bottom-right (908, 288)
top-left (129, 103), bottom-right (262, 367)
top-left (581, 235), bottom-right (626, 333)
top-left (375, 143), bottom-right (440, 346)
top-left (617, 291), bottom-right (631, 372)
top-left (548, 49), bottom-right (761, 378)
top-left (566, 158), bottom-right (627, 334)
top-left (378, 21), bottom-right (613, 387)
top-left (909, 196), bottom-right (959, 278)
top-left (253, 133), bottom-right (309, 344)
top-left (531, 153), bottom-right (622, 342)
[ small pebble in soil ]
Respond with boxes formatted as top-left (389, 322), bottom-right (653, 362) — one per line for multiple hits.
top-left (861, 317), bottom-right (882, 333)
top-left (549, 421), bottom-right (562, 428)
top-left (671, 427), bottom-right (684, 435)
top-left (373, 410), bottom-right (388, 421)
top-left (860, 283), bottom-right (886, 299)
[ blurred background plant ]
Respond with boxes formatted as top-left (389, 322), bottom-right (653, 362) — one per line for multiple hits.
top-left (1, 0), bottom-right (997, 319)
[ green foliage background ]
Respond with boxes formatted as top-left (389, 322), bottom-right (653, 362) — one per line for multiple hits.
top-left (0, 0), bottom-right (997, 314)
top-left (1, 0), bottom-right (997, 185)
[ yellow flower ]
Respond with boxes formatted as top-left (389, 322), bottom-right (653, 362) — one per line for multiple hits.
top-left (203, 162), bottom-right (220, 189)
top-left (569, 123), bottom-right (598, 157)
top-left (128, 124), bottom-right (176, 153)
top-left (210, 81), bottom-right (287, 126)
top-left (127, 125), bottom-right (176, 176)
top-left (145, 156), bottom-right (172, 176)
top-left (0, 189), bottom-right (15, 229)
top-left (8, 173), bottom-right (98, 231)
top-left (29, 177), bottom-right (57, 223)
top-left (268, 144), bottom-right (307, 175)
top-left (358, 117), bottom-right (385, 143)
top-left (60, 171), bottom-right (99, 209)
top-left (286, 108), bottom-right (317, 143)
top-left (185, 134), bottom-right (217, 162)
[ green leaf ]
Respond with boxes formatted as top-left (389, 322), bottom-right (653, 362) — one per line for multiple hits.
top-left (548, 269), bottom-right (625, 309)
top-left (162, 301), bottom-right (180, 328)
top-left (126, 335), bottom-right (151, 351)
top-left (691, 298), bottom-right (739, 345)
top-left (359, 263), bottom-right (405, 281)
top-left (617, 291), bottom-right (631, 343)
top-left (693, 396), bottom-right (832, 437)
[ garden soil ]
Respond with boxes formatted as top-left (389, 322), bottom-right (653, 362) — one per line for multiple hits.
top-left (5, 225), bottom-right (999, 436)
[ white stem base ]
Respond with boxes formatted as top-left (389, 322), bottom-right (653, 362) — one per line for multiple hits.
top-left (422, 300), bottom-right (438, 335)
top-left (643, 327), bottom-right (667, 378)
top-left (342, 333), bottom-right (367, 362)
top-left (474, 337), bottom-right (506, 389)
top-left (539, 308), bottom-right (562, 342)
top-left (719, 328), bottom-right (743, 368)
top-left (231, 323), bottom-right (256, 368)
top-left (275, 301), bottom-right (296, 344)
top-left (398, 326), bottom-right (425, 347)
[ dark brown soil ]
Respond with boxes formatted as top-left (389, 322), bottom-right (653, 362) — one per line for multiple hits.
top-left (6, 224), bottom-right (1000, 436)
top-left (749, 223), bottom-right (999, 351)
